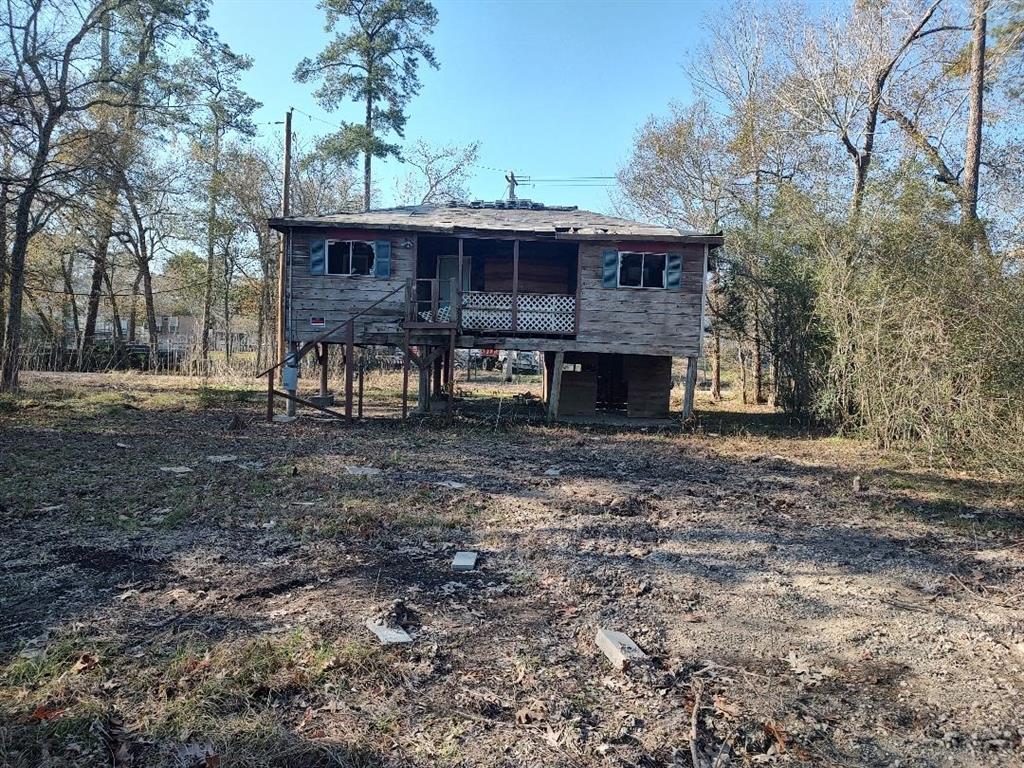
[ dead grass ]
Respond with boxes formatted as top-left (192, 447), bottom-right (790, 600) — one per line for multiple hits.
top-left (0, 371), bottom-right (1021, 767)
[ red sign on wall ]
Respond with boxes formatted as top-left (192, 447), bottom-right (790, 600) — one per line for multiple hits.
top-left (310, 317), bottom-right (326, 328)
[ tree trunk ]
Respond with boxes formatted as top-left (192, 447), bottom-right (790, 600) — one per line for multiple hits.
top-left (141, 261), bottom-right (157, 362)
top-left (256, 239), bottom-right (270, 370)
top-left (363, 92), bottom-right (373, 211)
top-left (711, 329), bottom-right (722, 401)
top-left (127, 269), bottom-right (142, 342)
top-left (61, 254), bottom-right (80, 353)
top-left (103, 269), bottom-right (123, 346)
top-left (1, 120), bottom-right (56, 392)
top-left (962, 0), bottom-right (987, 228)
top-left (223, 246), bottom-right (231, 367)
top-left (753, 315), bottom-right (766, 404)
top-left (201, 129), bottom-right (221, 371)
top-left (0, 177), bottom-right (8, 357)
top-left (738, 346), bottom-right (749, 405)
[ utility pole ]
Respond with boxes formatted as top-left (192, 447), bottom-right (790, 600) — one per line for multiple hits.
top-left (276, 108), bottom-right (292, 366)
top-left (505, 171), bottom-right (518, 202)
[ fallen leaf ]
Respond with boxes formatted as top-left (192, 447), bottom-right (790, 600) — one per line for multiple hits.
top-left (764, 720), bottom-right (788, 753)
top-left (70, 653), bottom-right (99, 674)
top-left (26, 704), bottom-right (64, 723)
top-left (515, 700), bottom-right (545, 724)
top-left (714, 695), bottom-right (741, 718)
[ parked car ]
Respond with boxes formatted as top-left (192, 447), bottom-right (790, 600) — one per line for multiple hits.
top-left (498, 350), bottom-right (540, 375)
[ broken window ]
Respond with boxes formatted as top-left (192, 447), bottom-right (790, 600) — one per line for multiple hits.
top-left (618, 251), bottom-right (666, 289)
top-left (327, 240), bottom-right (375, 275)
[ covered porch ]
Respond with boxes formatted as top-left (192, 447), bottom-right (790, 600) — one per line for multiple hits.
top-left (412, 235), bottom-right (579, 336)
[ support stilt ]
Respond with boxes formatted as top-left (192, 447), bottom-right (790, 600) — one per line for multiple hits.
top-left (683, 354), bottom-right (698, 421)
top-left (402, 334), bottom-right (410, 419)
top-left (318, 342), bottom-right (329, 398)
top-left (344, 321), bottom-right (355, 419)
top-left (547, 351), bottom-right (564, 423)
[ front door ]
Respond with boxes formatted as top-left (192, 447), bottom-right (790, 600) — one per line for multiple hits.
top-left (437, 255), bottom-right (470, 306)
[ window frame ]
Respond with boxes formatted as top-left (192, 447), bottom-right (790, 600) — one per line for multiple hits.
top-left (617, 250), bottom-right (668, 290)
top-left (325, 239), bottom-right (376, 277)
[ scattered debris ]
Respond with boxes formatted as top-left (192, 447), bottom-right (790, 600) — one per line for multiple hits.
top-left (345, 466), bottom-right (382, 476)
top-left (434, 480), bottom-right (467, 489)
top-left (452, 551), bottom-right (478, 572)
top-left (595, 628), bottom-right (647, 670)
top-left (159, 466), bottom-right (193, 474)
top-left (365, 620), bottom-right (413, 644)
top-left (543, 468), bottom-right (562, 476)
top-left (115, 442), bottom-right (131, 449)
top-left (365, 598), bottom-right (417, 644)
top-left (515, 699), bottom-right (546, 724)
top-left (69, 653), bottom-right (99, 674)
top-left (206, 454), bottom-right (238, 463)
top-left (783, 650), bottom-right (838, 687)
top-left (271, 414), bottom-right (297, 424)
top-left (852, 474), bottom-right (862, 493)
top-left (173, 741), bottom-right (220, 768)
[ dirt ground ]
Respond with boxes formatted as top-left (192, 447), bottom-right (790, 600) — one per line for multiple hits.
top-left (0, 371), bottom-right (1022, 768)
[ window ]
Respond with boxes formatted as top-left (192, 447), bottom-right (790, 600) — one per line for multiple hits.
top-left (618, 252), bottom-right (667, 288)
top-left (327, 240), bottom-right (375, 275)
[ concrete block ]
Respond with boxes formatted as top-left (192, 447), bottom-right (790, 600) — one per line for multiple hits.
top-left (309, 394), bottom-right (336, 408)
top-left (595, 628), bottom-right (647, 670)
top-left (365, 620), bottom-right (412, 645)
top-left (452, 551), bottom-right (478, 572)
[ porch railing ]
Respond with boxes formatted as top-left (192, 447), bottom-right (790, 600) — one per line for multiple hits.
top-left (461, 291), bottom-right (576, 334)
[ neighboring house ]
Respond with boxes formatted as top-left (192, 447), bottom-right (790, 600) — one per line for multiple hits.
top-left (95, 314), bottom-right (253, 355)
top-left (269, 201), bottom-right (722, 419)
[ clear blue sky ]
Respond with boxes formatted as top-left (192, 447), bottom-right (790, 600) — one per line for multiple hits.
top-left (208, 0), bottom-right (719, 213)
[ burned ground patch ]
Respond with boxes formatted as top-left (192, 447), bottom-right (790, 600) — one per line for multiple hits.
top-left (0, 373), bottom-right (1022, 767)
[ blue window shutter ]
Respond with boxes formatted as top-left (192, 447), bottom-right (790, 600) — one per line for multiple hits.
top-left (374, 239), bottom-right (391, 277)
top-left (666, 252), bottom-right (682, 289)
top-left (602, 249), bottom-right (619, 288)
top-left (309, 239), bottom-right (326, 275)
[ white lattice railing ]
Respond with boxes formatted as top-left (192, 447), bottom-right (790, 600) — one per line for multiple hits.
top-left (460, 291), bottom-right (576, 334)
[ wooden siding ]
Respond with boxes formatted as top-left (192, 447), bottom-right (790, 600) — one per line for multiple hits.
top-left (288, 228), bottom-right (412, 344)
top-left (574, 243), bottom-right (704, 357)
top-left (285, 228), bottom-right (707, 357)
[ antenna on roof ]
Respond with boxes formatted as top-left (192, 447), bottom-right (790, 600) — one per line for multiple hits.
top-left (505, 171), bottom-right (518, 202)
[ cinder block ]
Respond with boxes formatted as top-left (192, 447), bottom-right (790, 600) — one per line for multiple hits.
top-left (452, 551), bottom-right (478, 572)
top-left (365, 620), bottom-right (412, 645)
top-left (595, 628), bottom-right (647, 670)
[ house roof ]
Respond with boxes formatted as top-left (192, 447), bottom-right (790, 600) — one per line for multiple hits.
top-left (268, 202), bottom-right (723, 245)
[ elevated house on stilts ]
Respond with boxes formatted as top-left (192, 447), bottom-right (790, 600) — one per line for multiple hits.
top-left (265, 201), bottom-right (722, 421)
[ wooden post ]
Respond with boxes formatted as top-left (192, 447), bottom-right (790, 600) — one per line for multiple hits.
top-left (683, 355), bottom-right (698, 421)
top-left (318, 342), bottom-right (329, 398)
top-left (357, 359), bottom-right (364, 418)
top-left (547, 351), bottom-right (564, 422)
top-left (447, 329), bottom-right (456, 418)
top-left (266, 369), bottom-right (274, 421)
top-left (344, 321), bottom-right (354, 419)
top-left (432, 352), bottom-right (442, 397)
top-left (275, 109), bottom-right (292, 367)
top-left (285, 341), bottom-right (298, 417)
top-left (402, 332), bottom-right (410, 419)
top-left (511, 239), bottom-right (519, 333)
top-left (418, 356), bottom-right (430, 414)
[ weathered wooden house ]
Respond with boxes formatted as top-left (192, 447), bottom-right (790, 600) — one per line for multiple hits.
top-left (267, 202), bottom-right (722, 420)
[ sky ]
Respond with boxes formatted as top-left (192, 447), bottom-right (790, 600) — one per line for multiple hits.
top-left (208, 0), bottom-right (720, 213)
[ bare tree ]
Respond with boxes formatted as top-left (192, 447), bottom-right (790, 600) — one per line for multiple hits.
top-left (0, 0), bottom-right (135, 390)
top-left (393, 139), bottom-right (480, 205)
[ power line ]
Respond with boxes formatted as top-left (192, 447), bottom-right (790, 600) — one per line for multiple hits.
top-left (26, 278), bottom-right (211, 298)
